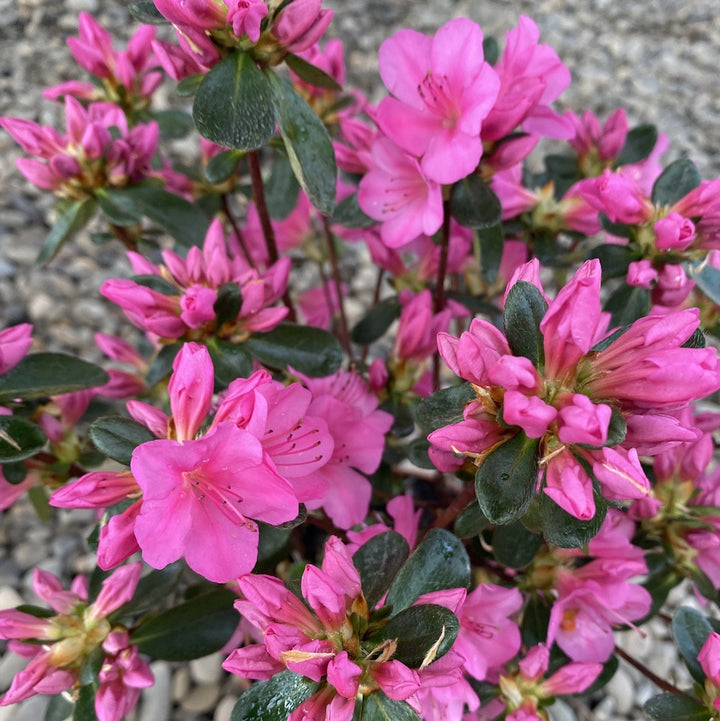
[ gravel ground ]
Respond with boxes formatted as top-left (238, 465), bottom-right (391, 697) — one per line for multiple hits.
top-left (1, 1), bottom-right (720, 720)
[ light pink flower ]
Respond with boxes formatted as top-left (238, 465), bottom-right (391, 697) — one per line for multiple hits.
top-left (0, 323), bottom-right (33, 375)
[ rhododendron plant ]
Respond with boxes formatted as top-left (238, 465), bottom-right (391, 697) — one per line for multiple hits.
top-left (2, 3), bottom-right (720, 721)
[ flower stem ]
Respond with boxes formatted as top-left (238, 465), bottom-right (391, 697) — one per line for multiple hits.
top-left (432, 202), bottom-right (452, 391)
top-left (221, 194), bottom-right (253, 267)
top-left (321, 215), bottom-right (353, 361)
top-left (614, 645), bottom-right (696, 699)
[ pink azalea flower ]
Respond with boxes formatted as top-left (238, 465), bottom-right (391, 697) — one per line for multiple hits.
top-left (226, 0), bottom-right (268, 42)
top-left (376, 18), bottom-right (500, 184)
top-left (0, 323), bottom-right (33, 375)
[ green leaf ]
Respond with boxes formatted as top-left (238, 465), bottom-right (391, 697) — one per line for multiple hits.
top-left (96, 188), bottom-right (142, 226)
top-left (129, 1), bottom-right (168, 24)
top-left (491, 521), bottom-right (542, 569)
top-left (88, 416), bottom-right (156, 466)
top-left (371, 604), bottom-right (458, 668)
top-left (503, 281), bottom-right (548, 368)
top-left (407, 438), bottom-right (435, 470)
top-left (112, 563), bottom-right (184, 621)
top-left (521, 594), bottom-right (551, 648)
top-left (206, 337), bottom-right (253, 388)
top-left (205, 149), bottom-right (243, 184)
top-left (255, 522), bottom-right (292, 572)
top-left (380, 398), bottom-right (415, 439)
top-left (38, 198), bottom-right (97, 263)
top-left (130, 274), bottom-right (178, 295)
top-left (644, 694), bottom-right (709, 721)
top-left (577, 407), bottom-right (626, 449)
top-left (415, 383), bottom-right (475, 433)
top-left (230, 670), bottom-right (318, 721)
top-left (121, 185), bottom-right (210, 249)
top-left (604, 283), bottom-right (650, 327)
top-left (331, 193), bottom-right (376, 229)
top-left (475, 433), bottom-right (539, 524)
top-left (589, 243), bottom-right (640, 278)
top-left (73, 683), bottom-right (99, 721)
top-left (385, 528), bottom-right (470, 613)
top-left (45, 693), bottom-right (74, 721)
top-left (454, 500), bottom-right (491, 538)
top-left (449, 175), bottom-right (502, 229)
top-left (28, 485), bottom-right (51, 522)
top-left (193, 51), bottom-right (275, 151)
top-left (360, 693), bottom-right (422, 721)
top-left (351, 297), bottom-right (401, 345)
top-left (176, 74), bottom-right (205, 97)
top-left (267, 72), bottom-right (337, 215)
top-left (131, 589), bottom-right (238, 661)
top-left (2, 461), bottom-right (27, 484)
top-left (264, 152), bottom-right (301, 220)
top-left (539, 489), bottom-right (607, 548)
top-left (651, 158), bottom-right (701, 207)
top-left (214, 283), bottom-right (242, 327)
top-left (683, 327), bottom-right (706, 349)
top-left (145, 343), bottom-right (182, 387)
top-left (149, 109), bottom-right (195, 139)
top-left (544, 154), bottom-right (580, 182)
top-left (672, 606), bottom-right (714, 684)
top-left (598, 212), bottom-right (634, 239)
top-left (689, 260), bottom-right (720, 306)
top-left (0, 416), bottom-right (46, 463)
top-left (244, 322), bottom-right (343, 377)
top-left (482, 35), bottom-right (499, 66)
top-left (0, 353), bottom-right (109, 403)
top-left (477, 223), bottom-right (504, 283)
top-left (353, 531), bottom-right (410, 609)
top-left (285, 53), bottom-right (342, 91)
top-left (615, 124), bottom-right (658, 166)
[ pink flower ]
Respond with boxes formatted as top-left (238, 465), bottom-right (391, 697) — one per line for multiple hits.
top-left (698, 632), bottom-right (720, 685)
top-left (576, 169), bottom-right (653, 224)
top-left (376, 18), bottom-right (500, 184)
top-left (226, 0), bottom-right (268, 43)
top-left (271, 0), bottom-right (334, 54)
top-left (0, 323), bottom-right (33, 375)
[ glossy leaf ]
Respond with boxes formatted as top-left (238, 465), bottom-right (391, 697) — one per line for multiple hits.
top-left (131, 589), bottom-right (238, 661)
top-left (477, 223), bottom-right (503, 283)
top-left (353, 531), bottom-right (409, 609)
top-left (689, 260), bottom-right (720, 306)
top-left (415, 383), bottom-right (475, 432)
top-left (244, 322), bottom-right (343, 377)
top-left (0, 416), bottom-right (46, 463)
top-left (644, 694), bottom-right (709, 721)
top-left (672, 606), bottom-right (714, 683)
top-left (284, 53), bottom-right (342, 90)
top-left (331, 192), bottom-right (377, 229)
top-left (351, 297), bottom-right (401, 345)
top-left (539, 489), bottom-right (607, 548)
top-left (268, 72), bottom-right (337, 215)
top-left (651, 157), bottom-right (701, 207)
top-left (503, 280), bottom-right (548, 368)
top-left (264, 152), bottom-right (301, 220)
top-left (145, 343), bottom-right (182, 387)
top-left (193, 51), bottom-right (275, 151)
top-left (0, 353), bottom-right (109, 403)
top-left (450, 175), bottom-right (502, 229)
top-left (589, 243), bottom-right (640, 278)
top-left (492, 521), bottom-right (542, 569)
top-left (205, 150), bottom-right (243, 184)
top-left (454, 500), bottom-right (491, 538)
top-left (385, 528), bottom-right (470, 613)
top-left (130, 274), bottom-right (178, 295)
top-left (176, 74), bottom-right (204, 97)
top-left (38, 197), bottom-right (97, 263)
top-left (615, 124), bottom-right (658, 166)
top-left (214, 283), bottom-right (242, 327)
top-left (230, 670), bottom-right (318, 721)
top-left (129, 1), bottom-right (168, 24)
top-left (604, 283), bottom-right (650, 327)
top-left (73, 683), bottom-right (99, 721)
top-left (360, 693), bottom-right (421, 721)
top-left (45, 694), bottom-right (74, 721)
top-left (206, 337), bottom-right (253, 387)
top-left (371, 604), bottom-right (459, 668)
top-left (149, 109), bottom-right (194, 139)
top-left (476, 433), bottom-right (539, 524)
top-left (96, 188), bottom-right (142, 226)
top-left (111, 563), bottom-right (184, 621)
top-left (89, 416), bottom-right (156, 466)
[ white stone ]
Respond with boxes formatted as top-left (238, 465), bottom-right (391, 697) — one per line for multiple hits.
top-left (12, 695), bottom-right (49, 721)
top-left (0, 654), bottom-right (28, 693)
top-left (547, 699), bottom-right (577, 721)
top-left (180, 683), bottom-right (221, 714)
top-left (190, 652), bottom-right (224, 685)
top-left (0, 586), bottom-right (23, 611)
top-left (139, 661), bottom-right (171, 721)
top-left (214, 695), bottom-right (238, 721)
top-left (171, 667), bottom-right (190, 701)
top-left (606, 666), bottom-right (635, 715)
top-left (0, 704), bottom-right (16, 721)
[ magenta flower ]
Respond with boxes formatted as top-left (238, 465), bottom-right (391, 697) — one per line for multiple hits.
top-left (226, 0), bottom-right (268, 43)
top-left (376, 18), bottom-right (499, 184)
top-left (0, 323), bottom-right (33, 375)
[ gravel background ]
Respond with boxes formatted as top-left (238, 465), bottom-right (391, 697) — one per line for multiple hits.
top-left (1, 1), bottom-right (720, 720)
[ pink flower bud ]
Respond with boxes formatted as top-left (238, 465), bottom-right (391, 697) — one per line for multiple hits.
top-left (654, 212), bottom-right (696, 251)
top-left (502, 391), bottom-right (557, 438)
top-left (558, 394), bottom-right (612, 446)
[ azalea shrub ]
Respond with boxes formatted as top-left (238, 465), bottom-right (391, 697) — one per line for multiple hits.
top-left (2, 2), bottom-right (720, 721)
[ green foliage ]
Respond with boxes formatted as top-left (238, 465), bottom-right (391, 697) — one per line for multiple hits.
top-left (352, 531), bottom-right (410, 608)
top-left (651, 157), bottom-right (701, 206)
top-left (38, 197), bottom-right (97, 263)
top-left (230, 671), bottom-right (318, 721)
top-left (672, 606), bottom-right (715, 684)
top-left (503, 281), bottom-right (548, 368)
top-left (449, 175), bottom-right (502, 229)
top-left (88, 416), bottom-right (156, 466)
top-left (644, 694), bottom-right (709, 721)
top-left (0, 416), bottom-right (46, 463)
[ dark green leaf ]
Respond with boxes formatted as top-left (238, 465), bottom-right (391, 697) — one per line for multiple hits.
top-left (672, 606), bottom-right (714, 684)
top-left (477, 223), bottom-right (504, 283)
top-left (145, 343), bottom-right (182, 387)
top-left (503, 281), bottom-right (548, 368)
top-left (122, 185), bottom-right (210, 249)
top-left (454, 500), bottom-right (491, 538)
top-left (214, 283), bottom-right (242, 327)
top-left (615, 124), bottom-right (658, 166)
top-left (16, 604), bottom-right (55, 618)
top-left (381, 398), bottom-right (415, 438)
top-left (96, 188), bottom-right (142, 226)
top-left (371, 604), bottom-right (458, 668)
top-left (0, 416), bottom-right (46, 463)
top-left (651, 158), bottom-right (701, 206)
top-left (683, 327), bottom-right (706, 349)
top-left (385, 528), bottom-right (470, 613)
top-left (539, 489), bottom-right (607, 548)
top-left (176, 74), bottom-right (205, 97)
top-left (73, 684), bottom-right (99, 721)
top-left (28, 485), bottom-right (51, 522)
top-left (264, 152), bottom-right (301, 220)
top-left (449, 175), bottom-right (502, 229)
top-left (2, 461), bottom-right (27, 484)
top-left (521, 594), bottom-right (551, 648)
top-left (544, 154), bottom-right (580, 181)
top-left (45, 693), bottom-right (74, 721)
top-left (112, 563), bottom-right (184, 621)
top-left (194, 51), bottom-right (275, 151)
top-left (644, 694), bottom-right (709, 721)
top-left (78, 646), bottom-right (103, 685)
top-left (598, 212), bottom-right (634, 239)
top-left (205, 150), bottom-right (243, 185)
top-left (415, 383), bottom-right (475, 433)
top-left (407, 438), bottom-right (435, 470)
top-left (353, 531), bottom-right (409, 609)
top-left (604, 283), bottom-right (650, 327)
top-left (267, 72), bottom-right (337, 215)
top-left (230, 670), bottom-right (318, 721)
top-left (130, 274), bottom-right (178, 295)
top-left (88, 416), bottom-right (156, 466)
top-left (0, 353), bottom-right (109, 403)
top-left (254, 522), bottom-right (292, 572)
top-left (491, 521), bottom-right (542, 569)
top-left (482, 36), bottom-right (499, 66)
top-left (589, 243), bottom-right (640, 278)
top-left (475, 433), bottom-right (539, 524)
top-left (38, 198), bottom-right (97, 263)
top-left (331, 193), bottom-right (377, 229)
top-left (150, 109), bottom-right (194, 139)
top-left (206, 337), bottom-right (253, 387)
top-left (351, 297), bottom-right (401, 344)
top-left (244, 322), bottom-right (343, 377)
top-left (689, 260), bottom-right (720, 307)
top-left (131, 589), bottom-right (238, 661)
top-left (361, 693), bottom-right (422, 721)
top-left (129, 1), bottom-right (168, 24)
top-left (285, 53), bottom-right (342, 91)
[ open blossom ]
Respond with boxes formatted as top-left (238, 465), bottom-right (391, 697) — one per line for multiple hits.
top-left (0, 323), bottom-right (33, 375)
top-left (0, 565), bottom-right (152, 721)
top-left (101, 218), bottom-right (290, 343)
top-left (376, 18), bottom-right (499, 184)
top-left (429, 258), bottom-right (720, 519)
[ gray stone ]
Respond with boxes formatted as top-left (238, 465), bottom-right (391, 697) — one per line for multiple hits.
top-left (139, 661), bottom-right (172, 721)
